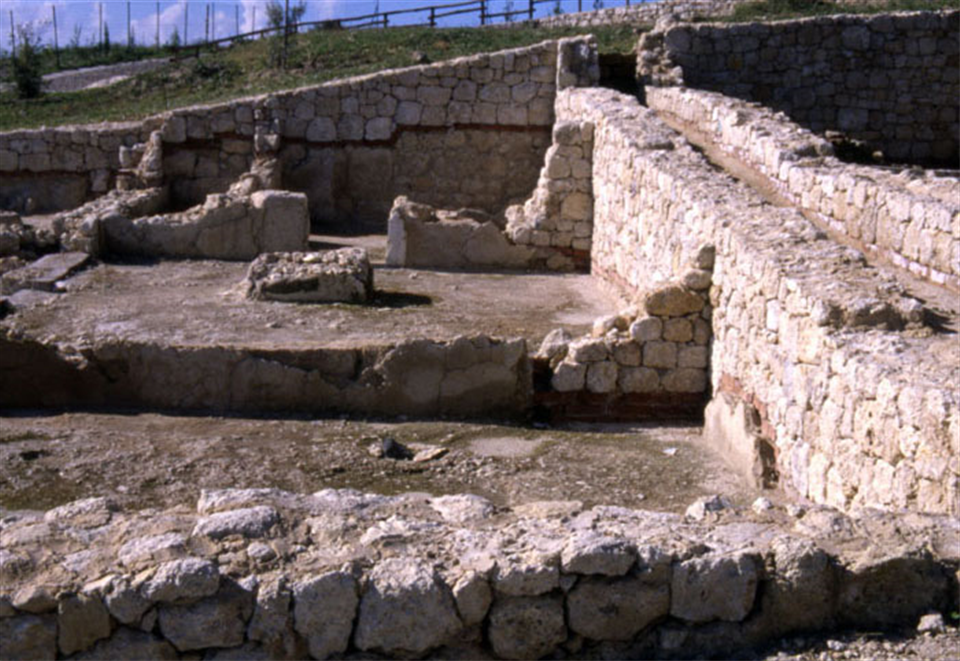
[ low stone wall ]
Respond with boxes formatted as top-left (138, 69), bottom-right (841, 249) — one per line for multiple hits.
top-left (646, 86), bottom-right (960, 290)
top-left (1, 40), bottom-right (570, 224)
top-left (2, 489), bottom-right (957, 660)
top-left (639, 10), bottom-right (960, 165)
top-left (562, 86), bottom-right (958, 514)
top-left (529, 0), bottom-right (744, 29)
top-left (386, 197), bottom-right (536, 270)
top-left (0, 333), bottom-right (530, 418)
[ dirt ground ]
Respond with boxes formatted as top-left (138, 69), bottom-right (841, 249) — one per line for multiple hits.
top-left (7, 233), bottom-right (619, 351)
top-left (0, 411), bottom-right (760, 516)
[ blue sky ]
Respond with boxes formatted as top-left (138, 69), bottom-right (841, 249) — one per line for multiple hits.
top-left (1, 0), bottom-right (640, 53)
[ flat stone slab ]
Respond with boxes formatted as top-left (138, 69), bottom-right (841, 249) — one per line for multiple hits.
top-left (0, 252), bottom-right (90, 295)
top-left (245, 248), bottom-right (373, 303)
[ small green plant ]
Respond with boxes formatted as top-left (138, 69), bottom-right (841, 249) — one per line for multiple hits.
top-left (554, 0), bottom-right (564, 15)
top-left (103, 23), bottom-right (112, 53)
top-left (167, 26), bottom-right (182, 50)
top-left (10, 24), bottom-right (43, 99)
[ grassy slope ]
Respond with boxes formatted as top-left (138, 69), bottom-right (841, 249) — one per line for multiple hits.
top-left (0, 0), bottom-right (953, 131)
top-left (0, 25), bottom-right (637, 131)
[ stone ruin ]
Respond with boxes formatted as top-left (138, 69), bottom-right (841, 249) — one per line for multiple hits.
top-left (1, 6), bottom-right (958, 660)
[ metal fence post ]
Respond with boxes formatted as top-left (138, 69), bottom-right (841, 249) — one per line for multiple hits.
top-left (430, 8), bottom-right (436, 27)
top-left (481, 0), bottom-right (486, 26)
top-left (283, 0), bottom-right (290, 68)
top-left (52, 5), bottom-right (60, 68)
top-left (528, 0), bottom-right (534, 21)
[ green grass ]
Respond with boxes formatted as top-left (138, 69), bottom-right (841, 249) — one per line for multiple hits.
top-left (717, 0), bottom-right (958, 23)
top-left (0, 24), bottom-right (638, 131)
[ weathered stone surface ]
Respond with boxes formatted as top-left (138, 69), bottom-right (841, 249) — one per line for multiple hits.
top-left (568, 575), bottom-right (670, 641)
top-left (452, 570), bottom-right (492, 627)
top-left (839, 555), bottom-right (951, 629)
top-left (561, 531), bottom-right (635, 576)
top-left (193, 506), bottom-right (279, 539)
top-left (74, 627), bottom-right (177, 660)
top-left (245, 249), bottom-right (372, 303)
top-left (753, 537), bottom-right (837, 636)
top-left (58, 592), bottom-right (112, 655)
top-left (0, 614), bottom-right (57, 660)
top-left (644, 285), bottom-right (704, 317)
top-left (671, 552), bottom-right (759, 623)
top-left (117, 533), bottom-right (187, 568)
top-left (141, 558), bottom-right (220, 604)
top-left (488, 594), bottom-right (567, 660)
top-left (0, 252), bottom-right (90, 295)
top-left (158, 583), bottom-right (251, 651)
top-left (293, 571), bottom-right (358, 660)
top-left (493, 552), bottom-right (560, 596)
top-left (552, 360), bottom-right (586, 392)
top-left (354, 558), bottom-right (461, 655)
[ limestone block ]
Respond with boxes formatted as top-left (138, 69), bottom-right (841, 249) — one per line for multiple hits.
top-left (488, 595), bottom-right (566, 660)
top-left (395, 100), bottom-right (423, 126)
top-left (249, 190), bottom-right (310, 254)
top-left (643, 341), bottom-right (677, 369)
top-left (74, 627), bottom-right (177, 660)
top-left (586, 361), bottom-right (618, 394)
top-left (560, 192), bottom-right (592, 222)
top-left (568, 575), bottom-right (669, 641)
top-left (102, 579), bottom-right (152, 625)
top-left (752, 537), bottom-right (837, 636)
top-left (569, 337), bottom-right (608, 363)
top-left (0, 149), bottom-right (17, 171)
top-left (293, 571), bottom-right (358, 659)
top-left (0, 614), bottom-right (57, 661)
top-left (663, 318), bottom-right (694, 342)
top-left (337, 114), bottom-right (364, 140)
top-left (141, 558), bottom-right (220, 604)
top-left (418, 86), bottom-right (452, 106)
top-left (365, 117), bottom-right (394, 141)
top-left (644, 285), bottom-right (704, 316)
top-left (611, 338), bottom-right (642, 367)
top-left (158, 586), bottom-right (250, 652)
top-left (452, 571), bottom-right (492, 627)
top-left (619, 367), bottom-right (660, 393)
top-left (192, 506), bottom-right (279, 540)
top-left (561, 532), bottom-right (635, 576)
top-left (630, 316), bottom-right (663, 342)
top-left (678, 345), bottom-right (709, 369)
top-left (671, 552), bottom-right (759, 623)
top-left (552, 360), bottom-right (586, 392)
top-left (354, 558), bottom-right (461, 655)
top-left (306, 118), bottom-right (336, 142)
top-left (245, 249), bottom-right (372, 304)
top-left (58, 593), bottom-right (112, 656)
top-left (536, 328), bottom-right (571, 365)
top-left (839, 555), bottom-right (951, 629)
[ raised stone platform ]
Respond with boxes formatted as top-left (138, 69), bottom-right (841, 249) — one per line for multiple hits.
top-left (0, 252), bottom-right (617, 417)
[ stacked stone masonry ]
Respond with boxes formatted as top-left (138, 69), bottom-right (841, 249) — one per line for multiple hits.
top-left (542, 262), bottom-right (714, 398)
top-left (525, 0), bottom-right (745, 29)
top-left (1, 40), bottom-right (566, 225)
top-left (2, 490), bottom-right (957, 660)
top-left (566, 86), bottom-right (958, 514)
top-left (645, 86), bottom-right (960, 291)
top-left (639, 10), bottom-right (960, 165)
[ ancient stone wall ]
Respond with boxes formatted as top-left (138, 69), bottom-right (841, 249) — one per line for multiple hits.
top-left (562, 86), bottom-right (958, 514)
top-left (639, 10), bottom-right (960, 165)
top-left (0, 41), bottom-right (563, 224)
top-left (2, 489), bottom-right (957, 660)
top-left (527, 0), bottom-right (744, 28)
top-left (646, 86), bottom-right (960, 291)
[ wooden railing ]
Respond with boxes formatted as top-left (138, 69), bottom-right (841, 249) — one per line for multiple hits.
top-left (175, 0), bottom-right (640, 58)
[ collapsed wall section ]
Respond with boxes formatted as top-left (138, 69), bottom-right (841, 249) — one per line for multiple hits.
top-left (566, 86), bottom-right (958, 514)
top-left (639, 10), bottom-right (960, 165)
top-left (646, 86), bottom-right (960, 290)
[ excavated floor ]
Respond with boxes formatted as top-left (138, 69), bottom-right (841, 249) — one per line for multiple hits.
top-left (5, 233), bottom-right (616, 351)
top-left (0, 412), bottom-right (762, 516)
